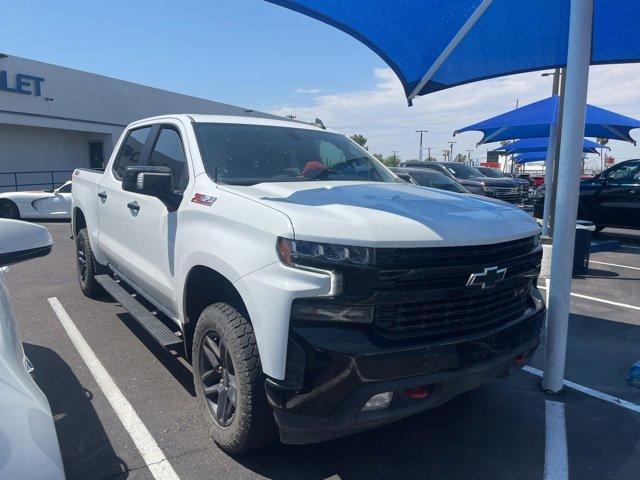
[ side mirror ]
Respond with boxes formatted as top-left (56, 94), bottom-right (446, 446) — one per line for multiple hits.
top-left (53, 188), bottom-right (60, 195)
top-left (0, 220), bottom-right (53, 267)
top-left (122, 166), bottom-right (181, 211)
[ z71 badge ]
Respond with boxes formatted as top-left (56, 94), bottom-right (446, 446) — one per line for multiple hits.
top-left (191, 193), bottom-right (216, 206)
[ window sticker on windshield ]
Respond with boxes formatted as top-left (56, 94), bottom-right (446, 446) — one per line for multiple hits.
top-left (191, 193), bottom-right (216, 206)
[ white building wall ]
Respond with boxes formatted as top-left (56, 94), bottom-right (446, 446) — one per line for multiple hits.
top-left (0, 124), bottom-right (111, 191)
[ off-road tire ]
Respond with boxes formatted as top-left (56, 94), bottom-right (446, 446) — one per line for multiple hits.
top-left (75, 228), bottom-right (107, 298)
top-left (193, 303), bottom-right (276, 454)
top-left (0, 200), bottom-right (20, 219)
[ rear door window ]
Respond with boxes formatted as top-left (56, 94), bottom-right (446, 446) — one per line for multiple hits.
top-left (113, 126), bottom-right (153, 179)
top-left (149, 127), bottom-right (189, 191)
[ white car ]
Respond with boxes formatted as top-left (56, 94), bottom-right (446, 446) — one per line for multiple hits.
top-left (72, 114), bottom-right (544, 453)
top-left (0, 181), bottom-right (72, 220)
top-left (0, 219), bottom-right (64, 479)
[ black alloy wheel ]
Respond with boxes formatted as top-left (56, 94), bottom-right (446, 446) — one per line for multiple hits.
top-left (199, 330), bottom-right (237, 427)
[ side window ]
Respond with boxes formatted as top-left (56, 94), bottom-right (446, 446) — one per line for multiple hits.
top-left (605, 161), bottom-right (640, 184)
top-left (58, 183), bottom-right (72, 193)
top-left (113, 126), bottom-right (153, 179)
top-left (149, 127), bottom-right (188, 191)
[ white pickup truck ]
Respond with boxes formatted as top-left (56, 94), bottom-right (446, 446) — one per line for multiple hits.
top-left (72, 114), bottom-right (545, 453)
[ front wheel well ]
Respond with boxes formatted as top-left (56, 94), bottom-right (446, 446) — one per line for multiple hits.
top-left (73, 207), bottom-right (87, 236)
top-left (182, 266), bottom-right (248, 359)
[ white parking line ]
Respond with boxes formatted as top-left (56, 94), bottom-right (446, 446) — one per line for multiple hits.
top-left (590, 260), bottom-right (640, 272)
top-left (523, 366), bottom-right (640, 414)
top-left (544, 400), bottom-right (568, 480)
top-left (47, 297), bottom-right (180, 480)
top-left (538, 286), bottom-right (640, 312)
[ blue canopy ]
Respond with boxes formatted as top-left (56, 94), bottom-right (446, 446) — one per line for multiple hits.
top-left (494, 137), bottom-right (606, 154)
top-left (455, 96), bottom-right (640, 145)
top-left (265, 0), bottom-right (640, 100)
top-left (513, 152), bottom-right (548, 164)
top-left (514, 151), bottom-right (593, 163)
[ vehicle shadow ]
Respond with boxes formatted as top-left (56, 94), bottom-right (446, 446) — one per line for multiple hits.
top-left (115, 312), bottom-right (195, 396)
top-left (23, 343), bottom-right (128, 480)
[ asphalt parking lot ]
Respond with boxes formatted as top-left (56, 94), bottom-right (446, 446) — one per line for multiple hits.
top-left (7, 222), bottom-right (640, 480)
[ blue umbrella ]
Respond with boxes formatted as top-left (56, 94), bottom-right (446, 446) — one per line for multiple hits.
top-left (456, 96), bottom-right (640, 145)
top-left (513, 151), bottom-right (594, 163)
top-left (265, 1), bottom-right (640, 102)
top-left (494, 137), bottom-right (607, 154)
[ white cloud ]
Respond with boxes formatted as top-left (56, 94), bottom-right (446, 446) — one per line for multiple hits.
top-left (270, 65), bottom-right (640, 170)
top-left (294, 87), bottom-right (323, 94)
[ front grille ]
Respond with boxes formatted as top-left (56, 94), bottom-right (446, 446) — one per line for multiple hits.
top-left (342, 235), bottom-right (541, 340)
top-left (492, 186), bottom-right (525, 204)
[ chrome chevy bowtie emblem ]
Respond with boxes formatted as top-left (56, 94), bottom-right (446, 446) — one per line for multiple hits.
top-left (466, 266), bottom-right (507, 289)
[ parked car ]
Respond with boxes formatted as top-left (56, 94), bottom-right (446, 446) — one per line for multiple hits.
top-left (0, 181), bottom-right (72, 220)
top-left (72, 114), bottom-right (545, 453)
top-left (533, 159), bottom-right (640, 231)
top-left (392, 167), bottom-right (469, 193)
top-left (404, 161), bottom-right (527, 204)
top-left (0, 219), bottom-right (64, 479)
top-left (476, 166), bottom-right (532, 191)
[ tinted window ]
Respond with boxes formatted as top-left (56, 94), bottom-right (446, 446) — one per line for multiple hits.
top-left (477, 167), bottom-right (504, 178)
top-left (194, 123), bottom-right (396, 185)
top-left (149, 127), bottom-right (188, 190)
top-left (443, 163), bottom-right (483, 179)
top-left (114, 127), bottom-right (152, 179)
top-left (410, 171), bottom-right (468, 193)
top-left (58, 183), bottom-right (72, 193)
top-left (604, 161), bottom-right (640, 183)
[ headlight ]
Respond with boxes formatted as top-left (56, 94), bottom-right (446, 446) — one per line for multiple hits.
top-left (278, 237), bottom-right (372, 267)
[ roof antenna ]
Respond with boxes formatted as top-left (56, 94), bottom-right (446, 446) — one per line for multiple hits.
top-left (314, 118), bottom-right (326, 129)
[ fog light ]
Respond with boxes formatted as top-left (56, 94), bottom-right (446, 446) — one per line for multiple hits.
top-left (362, 391), bottom-right (393, 411)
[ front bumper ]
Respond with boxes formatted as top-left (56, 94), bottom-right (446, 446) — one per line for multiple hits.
top-left (266, 292), bottom-right (545, 444)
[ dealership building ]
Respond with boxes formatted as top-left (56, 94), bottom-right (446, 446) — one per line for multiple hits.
top-left (0, 54), bottom-right (274, 191)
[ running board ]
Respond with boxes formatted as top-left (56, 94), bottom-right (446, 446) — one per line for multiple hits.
top-left (95, 274), bottom-right (183, 349)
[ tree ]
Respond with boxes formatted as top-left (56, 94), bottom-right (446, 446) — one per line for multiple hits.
top-left (596, 137), bottom-right (609, 147)
top-left (372, 153), bottom-right (384, 161)
top-left (350, 134), bottom-right (369, 150)
top-left (454, 153), bottom-right (467, 163)
top-left (383, 154), bottom-right (400, 167)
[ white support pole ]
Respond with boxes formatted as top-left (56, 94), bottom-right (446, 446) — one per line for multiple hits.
top-left (541, 125), bottom-right (558, 236)
top-left (542, 0), bottom-right (594, 393)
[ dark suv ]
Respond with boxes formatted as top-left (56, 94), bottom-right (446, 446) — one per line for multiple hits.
top-left (533, 159), bottom-right (640, 231)
top-left (403, 161), bottom-right (527, 204)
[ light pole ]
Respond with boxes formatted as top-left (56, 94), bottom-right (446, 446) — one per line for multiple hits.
top-left (466, 149), bottom-right (473, 164)
top-left (541, 68), bottom-right (563, 237)
top-left (415, 130), bottom-right (428, 161)
top-left (391, 150), bottom-right (398, 165)
top-left (426, 146), bottom-right (433, 160)
top-left (448, 141), bottom-right (458, 160)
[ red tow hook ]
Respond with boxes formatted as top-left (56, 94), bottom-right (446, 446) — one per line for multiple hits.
top-left (514, 355), bottom-right (527, 365)
top-left (404, 386), bottom-right (430, 399)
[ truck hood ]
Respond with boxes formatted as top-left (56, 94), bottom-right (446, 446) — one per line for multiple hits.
top-left (220, 182), bottom-right (540, 247)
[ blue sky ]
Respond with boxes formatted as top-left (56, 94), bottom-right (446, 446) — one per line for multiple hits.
top-left (0, 0), bottom-right (382, 109)
top-left (2, 0), bottom-right (640, 167)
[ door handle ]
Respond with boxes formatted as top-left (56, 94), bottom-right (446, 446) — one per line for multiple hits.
top-left (127, 201), bottom-right (140, 212)
top-left (97, 191), bottom-right (108, 200)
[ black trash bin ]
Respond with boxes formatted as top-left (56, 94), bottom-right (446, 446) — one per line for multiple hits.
top-left (573, 220), bottom-right (595, 275)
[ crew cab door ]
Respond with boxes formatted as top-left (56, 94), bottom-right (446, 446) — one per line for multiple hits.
top-left (592, 160), bottom-right (640, 228)
top-left (96, 125), bottom-right (155, 274)
top-left (123, 122), bottom-right (191, 315)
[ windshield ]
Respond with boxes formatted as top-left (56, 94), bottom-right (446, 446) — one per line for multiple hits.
top-left (194, 123), bottom-right (398, 185)
top-left (477, 167), bottom-right (504, 178)
top-left (408, 171), bottom-right (468, 193)
top-left (443, 163), bottom-right (483, 179)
